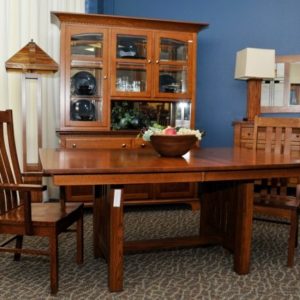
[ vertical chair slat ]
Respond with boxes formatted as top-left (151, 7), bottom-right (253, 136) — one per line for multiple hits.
top-left (0, 122), bottom-right (19, 210)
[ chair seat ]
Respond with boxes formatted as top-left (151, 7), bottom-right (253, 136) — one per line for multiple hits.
top-left (254, 194), bottom-right (300, 210)
top-left (0, 202), bottom-right (83, 227)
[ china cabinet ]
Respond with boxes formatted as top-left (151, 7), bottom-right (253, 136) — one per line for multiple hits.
top-left (52, 11), bottom-right (208, 207)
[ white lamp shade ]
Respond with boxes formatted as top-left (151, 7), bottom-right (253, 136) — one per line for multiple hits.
top-left (234, 48), bottom-right (275, 80)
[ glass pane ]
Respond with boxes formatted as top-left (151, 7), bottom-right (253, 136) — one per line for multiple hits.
top-left (289, 63), bottom-right (300, 105)
top-left (290, 85), bottom-right (300, 105)
top-left (70, 99), bottom-right (102, 122)
top-left (159, 67), bottom-right (187, 93)
top-left (111, 101), bottom-right (177, 130)
top-left (71, 34), bottom-right (103, 58)
top-left (117, 35), bottom-right (147, 59)
top-left (71, 68), bottom-right (102, 97)
top-left (116, 63), bottom-right (146, 92)
top-left (160, 38), bottom-right (187, 61)
top-left (175, 101), bottom-right (191, 128)
top-left (261, 79), bottom-right (285, 107)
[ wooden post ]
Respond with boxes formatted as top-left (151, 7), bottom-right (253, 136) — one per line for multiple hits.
top-left (246, 79), bottom-right (262, 121)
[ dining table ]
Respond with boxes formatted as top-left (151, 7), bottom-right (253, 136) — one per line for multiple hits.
top-left (39, 146), bottom-right (300, 292)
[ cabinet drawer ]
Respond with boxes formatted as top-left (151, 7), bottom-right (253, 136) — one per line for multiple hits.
top-left (155, 182), bottom-right (197, 199)
top-left (240, 127), bottom-right (253, 139)
top-left (124, 184), bottom-right (153, 200)
top-left (132, 138), bottom-right (151, 149)
top-left (65, 137), bottom-right (133, 149)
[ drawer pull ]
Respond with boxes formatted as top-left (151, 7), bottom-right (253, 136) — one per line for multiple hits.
top-left (121, 143), bottom-right (127, 148)
top-left (140, 143), bottom-right (146, 148)
top-left (72, 144), bottom-right (77, 148)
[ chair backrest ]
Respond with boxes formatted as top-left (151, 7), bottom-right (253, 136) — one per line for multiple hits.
top-left (0, 110), bottom-right (24, 214)
top-left (253, 116), bottom-right (300, 198)
top-left (253, 116), bottom-right (300, 155)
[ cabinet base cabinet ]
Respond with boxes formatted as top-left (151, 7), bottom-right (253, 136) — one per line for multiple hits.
top-left (65, 183), bottom-right (200, 210)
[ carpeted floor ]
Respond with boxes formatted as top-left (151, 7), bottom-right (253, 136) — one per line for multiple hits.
top-left (1, 205), bottom-right (300, 300)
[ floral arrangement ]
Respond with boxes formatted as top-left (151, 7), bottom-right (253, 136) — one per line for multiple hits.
top-left (140, 123), bottom-right (205, 142)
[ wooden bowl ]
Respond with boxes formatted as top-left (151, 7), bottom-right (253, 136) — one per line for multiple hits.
top-left (150, 135), bottom-right (197, 157)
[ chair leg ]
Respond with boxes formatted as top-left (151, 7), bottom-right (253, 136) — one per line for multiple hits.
top-left (287, 210), bottom-right (298, 267)
top-left (49, 233), bottom-right (59, 295)
top-left (296, 212), bottom-right (299, 248)
top-left (76, 210), bottom-right (84, 265)
top-left (14, 235), bottom-right (23, 261)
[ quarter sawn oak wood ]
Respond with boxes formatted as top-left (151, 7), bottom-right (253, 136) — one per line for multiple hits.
top-left (40, 146), bottom-right (300, 292)
top-left (0, 110), bottom-right (84, 295)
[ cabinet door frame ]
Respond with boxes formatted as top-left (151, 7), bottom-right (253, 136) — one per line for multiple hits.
top-left (110, 28), bottom-right (153, 98)
top-left (61, 24), bottom-right (109, 129)
top-left (153, 31), bottom-right (195, 99)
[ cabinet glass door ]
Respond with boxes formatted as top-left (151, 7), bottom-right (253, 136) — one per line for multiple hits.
top-left (66, 29), bottom-right (108, 128)
top-left (154, 33), bottom-right (193, 98)
top-left (111, 30), bottom-right (152, 97)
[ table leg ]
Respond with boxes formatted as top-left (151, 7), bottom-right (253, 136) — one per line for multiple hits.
top-left (199, 180), bottom-right (253, 274)
top-left (108, 186), bottom-right (124, 292)
top-left (93, 186), bottom-right (106, 259)
top-left (93, 185), bottom-right (124, 292)
top-left (234, 181), bottom-right (253, 274)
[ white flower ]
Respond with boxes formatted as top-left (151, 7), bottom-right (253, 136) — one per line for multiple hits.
top-left (177, 128), bottom-right (203, 140)
top-left (142, 125), bottom-right (204, 141)
top-left (142, 126), bottom-right (163, 141)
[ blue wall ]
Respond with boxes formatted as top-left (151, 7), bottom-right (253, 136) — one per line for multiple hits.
top-left (87, 0), bottom-right (300, 147)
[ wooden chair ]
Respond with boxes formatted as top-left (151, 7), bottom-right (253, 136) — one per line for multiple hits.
top-left (0, 109), bottom-right (84, 294)
top-left (253, 115), bottom-right (300, 267)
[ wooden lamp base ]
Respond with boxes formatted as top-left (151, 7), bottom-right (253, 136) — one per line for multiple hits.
top-left (246, 79), bottom-right (262, 121)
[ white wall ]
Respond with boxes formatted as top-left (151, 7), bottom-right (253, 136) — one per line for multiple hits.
top-left (0, 0), bottom-right (85, 198)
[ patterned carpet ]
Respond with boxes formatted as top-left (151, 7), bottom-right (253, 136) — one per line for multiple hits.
top-left (1, 205), bottom-right (300, 300)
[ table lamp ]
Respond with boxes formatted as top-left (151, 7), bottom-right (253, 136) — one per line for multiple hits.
top-left (234, 47), bottom-right (275, 121)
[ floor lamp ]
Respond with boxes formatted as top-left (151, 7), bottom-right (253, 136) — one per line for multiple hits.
top-left (5, 40), bottom-right (58, 173)
top-left (234, 47), bottom-right (275, 121)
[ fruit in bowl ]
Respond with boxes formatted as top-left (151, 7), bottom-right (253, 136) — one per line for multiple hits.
top-left (141, 124), bottom-right (204, 157)
top-left (162, 126), bottom-right (177, 135)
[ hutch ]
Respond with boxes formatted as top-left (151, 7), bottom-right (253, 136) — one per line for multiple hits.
top-left (52, 11), bottom-right (208, 207)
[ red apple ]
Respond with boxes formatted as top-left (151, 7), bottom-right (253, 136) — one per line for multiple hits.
top-left (163, 126), bottom-right (177, 135)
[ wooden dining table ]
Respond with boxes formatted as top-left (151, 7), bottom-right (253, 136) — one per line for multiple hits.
top-left (39, 146), bottom-right (300, 292)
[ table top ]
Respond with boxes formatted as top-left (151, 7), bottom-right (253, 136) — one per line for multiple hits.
top-left (39, 147), bottom-right (300, 183)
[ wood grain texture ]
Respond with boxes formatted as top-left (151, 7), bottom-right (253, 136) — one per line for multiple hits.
top-left (0, 110), bottom-right (84, 295)
top-left (40, 145), bottom-right (300, 291)
top-left (252, 116), bottom-right (300, 267)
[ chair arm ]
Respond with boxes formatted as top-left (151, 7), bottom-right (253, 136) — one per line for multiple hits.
top-left (0, 183), bottom-right (46, 235)
top-left (0, 183), bottom-right (47, 192)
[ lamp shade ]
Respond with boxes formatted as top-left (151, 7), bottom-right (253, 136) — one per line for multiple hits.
top-left (5, 39), bottom-right (58, 73)
top-left (234, 48), bottom-right (275, 80)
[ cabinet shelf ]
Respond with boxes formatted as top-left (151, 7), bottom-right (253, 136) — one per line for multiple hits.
top-left (71, 60), bottom-right (103, 68)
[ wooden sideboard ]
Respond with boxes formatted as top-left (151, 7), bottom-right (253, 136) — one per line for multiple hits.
top-left (233, 120), bottom-right (300, 149)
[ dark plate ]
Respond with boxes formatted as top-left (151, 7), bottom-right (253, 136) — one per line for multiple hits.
top-left (71, 71), bottom-right (97, 96)
top-left (71, 99), bottom-right (96, 121)
top-left (159, 74), bottom-right (176, 86)
top-left (117, 41), bottom-right (138, 58)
